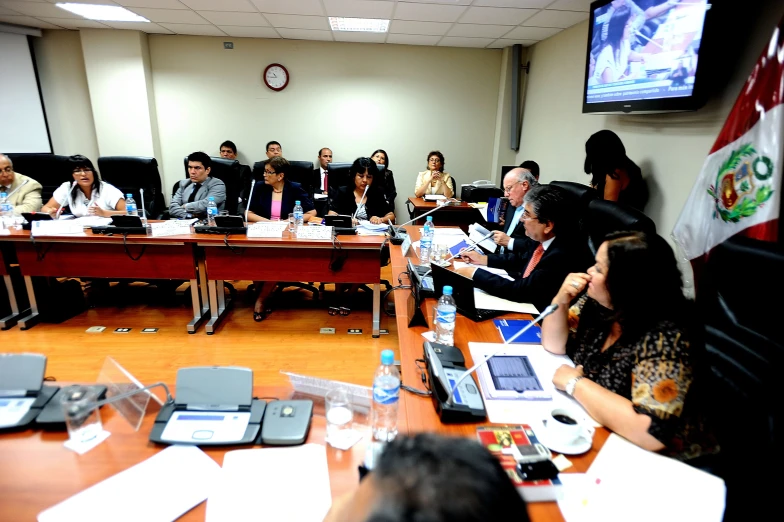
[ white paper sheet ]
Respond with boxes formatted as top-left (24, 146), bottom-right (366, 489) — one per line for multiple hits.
top-left (424, 194), bottom-right (446, 201)
top-left (468, 342), bottom-right (596, 425)
top-left (453, 261), bottom-right (513, 281)
top-left (473, 288), bottom-right (538, 314)
top-left (247, 222), bottom-right (288, 238)
top-left (468, 223), bottom-right (497, 253)
top-left (206, 444), bottom-right (331, 522)
top-left (38, 445), bottom-right (220, 522)
top-left (556, 435), bottom-right (725, 522)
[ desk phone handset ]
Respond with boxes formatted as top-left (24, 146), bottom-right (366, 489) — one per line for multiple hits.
top-left (471, 180), bottom-right (495, 188)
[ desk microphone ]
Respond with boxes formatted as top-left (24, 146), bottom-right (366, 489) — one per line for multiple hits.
top-left (65, 382), bottom-right (174, 418)
top-left (4, 178), bottom-right (28, 199)
top-left (444, 303), bottom-right (559, 406)
top-left (352, 184), bottom-right (370, 221)
top-left (245, 180), bottom-right (258, 223)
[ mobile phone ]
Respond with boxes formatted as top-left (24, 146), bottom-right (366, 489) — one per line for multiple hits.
top-left (502, 442), bottom-right (551, 463)
top-left (516, 459), bottom-right (559, 481)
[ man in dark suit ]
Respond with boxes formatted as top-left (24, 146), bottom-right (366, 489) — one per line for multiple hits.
top-left (493, 167), bottom-right (537, 254)
top-left (457, 184), bottom-right (582, 312)
top-left (220, 140), bottom-right (252, 215)
top-left (312, 147), bottom-right (332, 216)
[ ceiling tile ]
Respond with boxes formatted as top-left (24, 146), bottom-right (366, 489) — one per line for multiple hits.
top-left (37, 0), bottom-right (120, 4)
top-left (0, 14), bottom-right (65, 29)
top-left (438, 36), bottom-right (495, 48)
top-left (219, 25), bottom-right (279, 38)
top-left (178, 0), bottom-right (256, 12)
top-left (447, 23), bottom-right (510, 38)
top-left (393, 3), bottom-right (466, 23)
top-left (115, 0), bottom-right (188, 9)
top-left (502, 25), bottom-right (560, 40)
top-left (101, 20), bottom-right (175, 33)
top-left (197, 11), bottom-right (269, 26)
top-left (129, 8), bottom-right (207, 24)
top-left (472, 0), bottom-right (550, 7)
top-left (0, 1), bottom-right (82, 19)
top-left (250, 0), bottom-right (324, 16)
top-left (487, 38), bottom-right (538, 48)
top-left (37, 17), bottom-right (113, 28)
top-left (547, 0), bottom-right (593, 12)
top-left (323, 0), bottom-right (394, 19)
top-left (523, 9), bottom-right (588, 28)
top-left (264, 13), bottom-right (328, 30)
top-left (275, 27), bottom-right (333, 41)
top-left (332, 31), bottom-right (386, 43)
top-left (390, 20), bottom-right (451, 36)
top-left (396, 0), bottom-right (470, 5)
top-left (386, 33), bottom-right (441, 46)
top-left (459, 6), bottom-right (537, 25)
top-left (0, 6), bottom-right (17, 15)
top-left (158, 22), bottom-right (227, 36)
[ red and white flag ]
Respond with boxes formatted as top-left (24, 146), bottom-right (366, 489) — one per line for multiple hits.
top-left (673, 18), bottom-right (783, 262)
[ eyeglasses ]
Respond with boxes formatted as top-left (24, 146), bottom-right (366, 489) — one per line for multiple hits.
top-left (503, 181), bottom-right (523, 193)
top-left (428, 158), bottom-right (442, 163)
top-left (522, 209), bottom-right (538, 221)
top-left (264, 170), bottom-right (278, 175)
top-left (72, 168), bottom-right (92, 173)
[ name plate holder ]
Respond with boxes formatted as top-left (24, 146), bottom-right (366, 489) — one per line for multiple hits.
top-left (151, 221), bottom-right (192, 238)
top-left (247, 222), bottom-right (288, 238)
top-left (31, 221), bottom-right (85, 237)
top-left (295, 226), bottom-right (333, 240)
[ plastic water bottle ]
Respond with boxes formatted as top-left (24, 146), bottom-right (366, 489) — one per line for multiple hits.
top-left (435, 285), bottom-right (457, 345)
top-left (293, 200), bottom-right (304, 228)
top-left (125, 194), bottom-right (138, 216)
top-left (207, 197), bottom-right (218, 226)
top-left (372, 349), bottom-right (400, 442)
top-left (419, 216), bottom-right (434, 266)
top-left (0, 193), bottom-right (12, 225)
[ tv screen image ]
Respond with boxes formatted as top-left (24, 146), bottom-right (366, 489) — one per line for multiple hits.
top-left (584, 0), bottom-right (710, 110)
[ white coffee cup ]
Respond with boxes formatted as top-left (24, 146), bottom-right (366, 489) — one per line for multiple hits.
top-left (545, 407), bottom-right (594, 446)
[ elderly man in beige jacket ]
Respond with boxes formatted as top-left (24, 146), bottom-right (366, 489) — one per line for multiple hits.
top-left (0, 154), bottom-right (43, 215)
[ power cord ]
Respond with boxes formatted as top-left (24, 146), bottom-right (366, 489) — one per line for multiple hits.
top-left (329, 234), bottom-right (347, 272)
top-left (401, 359), bottom-right (432, 397)
top-left (29, 234), bottom-right (54, 262)
top-left (223, 233), bottom-right (243, 255)
top-left (122, 234), bottom-right (147, 261)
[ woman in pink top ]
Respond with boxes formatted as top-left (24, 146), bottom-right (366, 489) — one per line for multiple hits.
top-left (246, 156), bottom-right (316, 321)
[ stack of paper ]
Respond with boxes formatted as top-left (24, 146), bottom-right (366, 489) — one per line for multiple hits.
top-left (356, 220), bottom-right (388, 236)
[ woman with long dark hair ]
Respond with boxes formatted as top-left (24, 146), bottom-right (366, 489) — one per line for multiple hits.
top-left (542, 231), bottom-right (716, 461)
top-left (584, 129), bottom-right (647, 210)
top-left (370, 148), bottom-right (397, 208)
top-left (41, 155), bottom-right (126, 217)
top-left (593, 5), bottom-right (647, 84)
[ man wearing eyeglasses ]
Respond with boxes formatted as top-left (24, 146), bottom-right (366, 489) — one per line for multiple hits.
top-left (494, 168), bottom-right (537, 254)
top-left (0, 154), bottom-right (42, 214)
top-left (457, 184), bottom-right (583, 312)
top-left (169, 151), bottom-right (226, 219)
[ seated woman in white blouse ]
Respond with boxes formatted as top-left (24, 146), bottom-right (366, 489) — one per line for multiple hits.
top-left (41, 155), bottom-right (126, 217)
top-left (414, 150), bottom-right (454, 198)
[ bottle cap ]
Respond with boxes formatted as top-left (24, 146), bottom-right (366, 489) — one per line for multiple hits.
top-left (126, 194), bottom-right (132, 198)
top-left (443, 286), bottom-right (453, 295)
top-left (208, 197), bottom-right (215, 201)
top-left (0, 193), bottom-right (6, 198)
top-left (381, 349), bottom-right (394, 365)
top-left (426, 216), bottom-right (433, 221)
top-left (295, 200), bottom-right (301, 205)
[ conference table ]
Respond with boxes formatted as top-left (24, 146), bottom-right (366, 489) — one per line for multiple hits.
top-left (0, 226), bottom-right (385, 336)
top-left (406, 197), bottom-right (484, 233)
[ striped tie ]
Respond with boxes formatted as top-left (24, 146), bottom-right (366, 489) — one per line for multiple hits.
top-left (523, 244), bottom-right (544, 278)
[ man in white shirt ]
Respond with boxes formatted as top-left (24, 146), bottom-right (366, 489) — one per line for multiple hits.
top-left (493, 168), bottom-right (537, 254)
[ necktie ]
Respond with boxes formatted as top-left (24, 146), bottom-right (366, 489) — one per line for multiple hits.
top-left (523, 244), bottom-right (544, 278)
top-left (324, 171), bottom-right (328, 192)
top-left (188, 183), bottom-right (201, 203)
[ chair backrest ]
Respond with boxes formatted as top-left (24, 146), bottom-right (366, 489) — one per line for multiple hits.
top-left (287, 160), bottom-right (316, 197)
top-left (5, 153), bottom-right (73, 202)
top-left (586, 198), bottom-right (655, 253)
top-left (182, 156), bottom-right (241, 215)
top-left (550, 181), bottom-right (599, 208)
top-left (327, 162), bottom-right (386, 190)
top-left (697, 236), bottom-right (782, 519)
top-left (98, 156), bottom-right (164, 219)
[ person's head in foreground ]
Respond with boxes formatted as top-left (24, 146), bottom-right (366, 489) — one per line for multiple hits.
top-left (324, 433), bottom-right (529, 522)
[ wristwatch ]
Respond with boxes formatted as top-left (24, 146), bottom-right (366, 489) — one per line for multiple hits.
top-left (565, 376), bottom-right (584, 397)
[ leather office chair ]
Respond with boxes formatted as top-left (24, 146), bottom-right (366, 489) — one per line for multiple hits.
top-left (183, 156), bottom-right (241, 215)
top-left (696, 236), bottom-right (782, 521)
top-left (5, 153), bottom-right (73, 202)
top-left (585, 198), bottom-right (655, 254)
top-left (98, 156), bottom-right (165, 219)
top-left (550, 181), bottom-right (599, 207)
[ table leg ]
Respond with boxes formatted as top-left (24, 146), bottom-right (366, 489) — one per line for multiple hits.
top-left (18, 276), bottom-right (39, 330)
top-left (0, 274), bottom-right (27, 330)
top-left (186, 253), bottom-right (210, 334)
top-left (372, 283), bottom-right (380, 338)
top-left (205, 280), bottom-right (229, 335)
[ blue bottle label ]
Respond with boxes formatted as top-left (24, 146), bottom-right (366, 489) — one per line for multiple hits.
top-left (373, 384), bottom-right (400, 405)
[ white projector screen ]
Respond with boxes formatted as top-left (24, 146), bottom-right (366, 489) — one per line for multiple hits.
top-left (0, 32), bottom-right (51, 153)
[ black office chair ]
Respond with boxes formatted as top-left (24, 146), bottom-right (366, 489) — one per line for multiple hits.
top-left (696, 236), bottom-right (783, 521)
top-left (585, 199), bottom-right (656, 254)
top-left (551, 181), bottom-right (599, 207)
top-left (182, 156), bottom-right (241, 215)
top-left (5, 153), bottom-right (73, 202)
top-left (98, 156), bottom-right (165, 219)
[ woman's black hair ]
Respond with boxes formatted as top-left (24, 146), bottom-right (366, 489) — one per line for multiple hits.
top-left (606, 5), bottom-right (631, 65)
top-left (371, 149), bottom-right (389, 170)
top-left (349, 157), bottom-right (376, 187)
top-left (426, 150), bottom-right (445, 170)
top-left (583, 129), bottom-right (641, 191)
top-left (67, 154), bottom-right (101, 202)
top-left (602, 231), bottom-right (689, 338)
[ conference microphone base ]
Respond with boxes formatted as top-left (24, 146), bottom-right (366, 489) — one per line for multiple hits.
top-left (423, 341), bottom-right (487, 424)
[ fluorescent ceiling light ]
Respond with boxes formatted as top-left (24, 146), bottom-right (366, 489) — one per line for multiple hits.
top-left (329, 17), bottom-right (389, 33)
top-left (56, 3), bottom-right (150, 22)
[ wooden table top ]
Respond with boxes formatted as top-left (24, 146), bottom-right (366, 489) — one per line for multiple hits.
top-left (407, 197), bottom-right (475, 211)
top-left (390, 226), bottom-right (609, 522)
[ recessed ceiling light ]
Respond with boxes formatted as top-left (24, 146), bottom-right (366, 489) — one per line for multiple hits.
top-left (56, 3), bottom-right (150, 22)
top-left (328, 17), bottom-right (389, 33)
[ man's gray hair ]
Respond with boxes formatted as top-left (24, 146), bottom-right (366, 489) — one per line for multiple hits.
top-left (514, 168), bottom-right (537, 186)
top-left (0, 154), bottom-right (12, 169)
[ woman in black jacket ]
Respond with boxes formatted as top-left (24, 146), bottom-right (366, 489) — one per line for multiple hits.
top-left (328, 157), bottom-right (394, 225)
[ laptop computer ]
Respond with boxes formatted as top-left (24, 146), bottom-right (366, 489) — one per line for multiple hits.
top-left (430, 263), bottom-right (505, 322)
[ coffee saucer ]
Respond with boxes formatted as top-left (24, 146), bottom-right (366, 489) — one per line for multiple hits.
top-left (535, 428), bottom-right (593, 455)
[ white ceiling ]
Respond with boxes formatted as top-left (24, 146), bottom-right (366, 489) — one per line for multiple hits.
top-left (0, 0), bottom-right (593, 48)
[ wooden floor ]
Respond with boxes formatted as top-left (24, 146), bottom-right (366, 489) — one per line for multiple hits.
top-left (2, 266), bottom-right (400, 389)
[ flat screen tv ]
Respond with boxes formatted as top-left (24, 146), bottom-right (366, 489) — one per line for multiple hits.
top-left (583, 0), bottom-right (712, 114)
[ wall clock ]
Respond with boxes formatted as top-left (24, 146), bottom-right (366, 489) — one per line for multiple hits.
top-left (263, 63), bottom-right (289, 91)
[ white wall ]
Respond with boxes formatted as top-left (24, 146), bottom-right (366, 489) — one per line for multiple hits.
top-left (148, 35), bottom-right (502, 217)
top-left (516, 0), bottom-right (784, 240)
top-left (32, 30), bottom-right (98, 160)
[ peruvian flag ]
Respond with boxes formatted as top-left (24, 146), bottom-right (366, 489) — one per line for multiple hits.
top-left (673, 17), bottom-right (783, 262)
